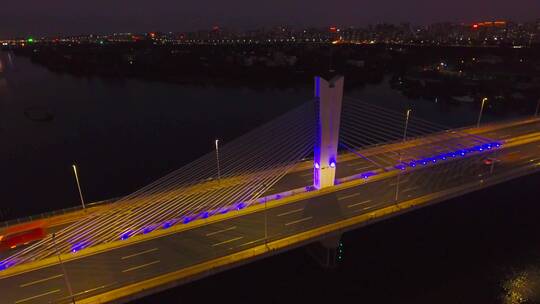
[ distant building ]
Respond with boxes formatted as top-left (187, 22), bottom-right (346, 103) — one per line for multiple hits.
top-left (477, 55), bottom-right (503, 65)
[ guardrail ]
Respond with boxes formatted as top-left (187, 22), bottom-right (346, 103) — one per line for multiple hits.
top-left (0, 198), bottom-right (119, 229)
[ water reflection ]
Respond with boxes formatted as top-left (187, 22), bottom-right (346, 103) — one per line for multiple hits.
top-left (0, 53), bottom-right (9, 96)
top-left (0, 52), bottom-right (8, 81)
top-left (0, 51), bottom-right (13, 73)
top-left (502, 265), bottom-right (540, 304)
top-left (7, 52), bottom-right (14, 68)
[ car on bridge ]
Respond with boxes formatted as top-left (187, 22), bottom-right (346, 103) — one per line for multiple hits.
top-left (0, 221), bottom-right (47, 251)
top-left (483, 158), bottom-right (500, 165)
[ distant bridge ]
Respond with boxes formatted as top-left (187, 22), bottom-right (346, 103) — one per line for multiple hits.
top-left (2, 76), bottom-right (540, 303)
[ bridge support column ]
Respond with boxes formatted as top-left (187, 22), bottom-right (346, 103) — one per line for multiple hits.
top-left (313, 76), bottom-right (344, 190)
top-left (306, 234), bottom-right (343, 269)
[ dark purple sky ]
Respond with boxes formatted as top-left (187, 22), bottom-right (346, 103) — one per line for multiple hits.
top-left (1, 0), bottom-right (539, 38)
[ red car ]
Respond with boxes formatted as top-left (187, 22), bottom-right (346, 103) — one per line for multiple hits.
top-left (0, 221), bottom-right (47, 251)
top-left (484, 158), bottom-right (501, 165)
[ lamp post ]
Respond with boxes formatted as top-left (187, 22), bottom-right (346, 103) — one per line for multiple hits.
top-left (52, 233), bottom-right (75, 303)
top-left (403, 109), bottom-right (412, 141)
top-left (329, 45), bottom-right (334, 73)
top-left (396, 109), bottom-right (411, 201)
top-left (72, 164), bottom-right (85, 209)
top-left (394, 109), bottom-right (412, 201)
top-left (394, 156), bottom-right (402, 202)
top-left (215, 139), bottom-right (221, 181)
top-left (264, 189), bottom-right (269, 248)
top-left (477, 97), bottom-right (488, 128)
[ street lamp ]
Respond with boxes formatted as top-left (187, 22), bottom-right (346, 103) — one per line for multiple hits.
top-left (394, 156), bottom-right (401, 201)
top-left (215, 139), bottom-right (221, 180)
top-left (72, 164), bottom-right (85, 209)
top-left (477, 97), bottom-right (488, 128)
top-left (395, 109), bottom-right (412, 201)
top-left (329, 44), bottom-right (334, 73)
top-left (263, 186), bottom-right (269, 249)
top-left (52, 233), bottom-right (75, 303)
top-left (403, 109), bottom-right (412, 141)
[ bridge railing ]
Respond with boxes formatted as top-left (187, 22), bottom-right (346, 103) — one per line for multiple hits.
top-left (0, 198), bottom-right (118, 229)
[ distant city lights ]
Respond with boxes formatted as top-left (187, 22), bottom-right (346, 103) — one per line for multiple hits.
top-left (1, 19), bottom-right (536, 48)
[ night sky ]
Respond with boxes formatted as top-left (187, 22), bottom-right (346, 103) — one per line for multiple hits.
top-left (1, 0), bottom-right (539, 38)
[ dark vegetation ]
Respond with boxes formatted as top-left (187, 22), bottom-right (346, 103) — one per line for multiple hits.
top-left (10, 43), bottom-right (540, 112)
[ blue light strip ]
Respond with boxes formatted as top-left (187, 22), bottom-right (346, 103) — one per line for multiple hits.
top-left (397, 141), bottom-right (502, 171)
top-left (112, 141), bottom-right (503, 244)
top-left (0, 259), bottom-right (16, 271)
top-left (120, 231), bottom-right (133, 240)
top-left (71, 241), bottom-right (89, 253)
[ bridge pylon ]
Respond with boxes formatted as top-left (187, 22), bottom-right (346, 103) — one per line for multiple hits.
top-left (313, 75), bottom-right (344, 189)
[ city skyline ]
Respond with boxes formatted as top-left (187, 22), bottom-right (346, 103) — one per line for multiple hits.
top-left (1, 19), bottom-right (539, 43)
top-left (1, 0), bottom-right (539, 38)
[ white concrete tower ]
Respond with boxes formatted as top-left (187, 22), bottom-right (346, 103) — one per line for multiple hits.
top-left (313, 75), bottom-right (344, 189)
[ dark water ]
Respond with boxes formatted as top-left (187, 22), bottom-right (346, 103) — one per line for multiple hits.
top-left (1, 51), bottom-right (312, 219)
top-left (1, 51), bottom-right (539, 303)
top-left (134, 172), bottom-right (540, 304)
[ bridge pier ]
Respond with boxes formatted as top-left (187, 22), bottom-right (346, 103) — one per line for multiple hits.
top-left (306, 233), bottom-right (343, 269)
top-left (313, 75), bottom-right (344, 189)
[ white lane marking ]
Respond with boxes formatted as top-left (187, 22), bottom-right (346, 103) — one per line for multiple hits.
top-left (347, 200), bottom-right (372, 208)
top-left (71, 282), bottom-right (117, 297)
top-left (402, 186), bottom-right (420, 193)
top-left (277, 208), bottom-right (304, 217)
top-left (206, 226), bottom-right (237, 236)
top-left (15, 289), bottom-right (61, 303)
top-left (120, 248), bottom-right (159, 260)
top-left (122, 260), bottom-right (161, 273)
top-left (19, 274), bottom-right (63, 288)
top-left (346, 161), bottom-right (365, 167)
top-left (337, 192), bottom-right (361, 201)
top-left (389, 179), bottom-right (409, 187)
top-left (238, 238), bottom-right (266, 248)
top-left (353, 165), bottom-right (375, 171)
top-left (285, 217), bottom-right (313, 226)
top-left (212, 236), bottom-right (244, 247)
top-left (518, 154), bottom-right (531, 160)
top-left (350, 204), bottom-right (382, 212)
top-left (372, 155), bottom-right (396, 166)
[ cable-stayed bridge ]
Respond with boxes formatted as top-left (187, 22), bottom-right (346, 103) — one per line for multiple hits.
top-left (2, 76), bottom-right (540, 303)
